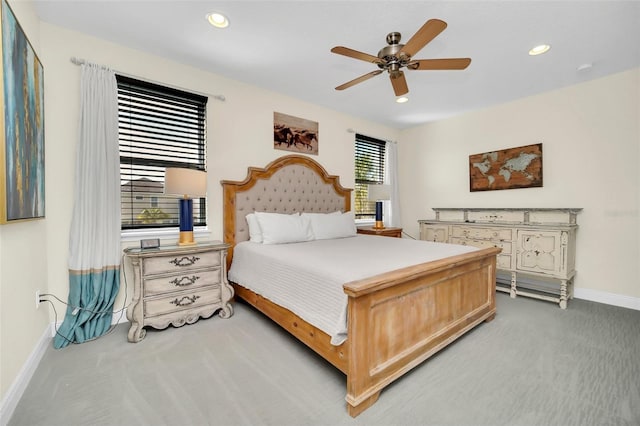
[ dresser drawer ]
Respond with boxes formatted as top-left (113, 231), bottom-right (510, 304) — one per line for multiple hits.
top-left (142, 250), bottom-right (222, 275)
top-left (450, 237), bottom-right (512, 254)
top-left (497, 254), bottom-right (513, 270)
top-left (420, 224), bottom-right (448, 242)
top-left (144, 287), bottom-right (222, 318)
top-left (144, 267), bottom-right (222, 296)
top-left (516, 230), bottom-right (564, 277)
top-left (451, 226), bottom-right (512, 241)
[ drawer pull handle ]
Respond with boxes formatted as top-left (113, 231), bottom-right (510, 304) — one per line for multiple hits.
top-left (169, 256), bottom-right (200, 267)
top-left (170, 275), bottom-right (200, 287)
top-left (170, 295), bottom-right (200, 307)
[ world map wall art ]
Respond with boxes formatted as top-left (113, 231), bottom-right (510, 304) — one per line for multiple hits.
top-left (0, 0), bottom-right (45, 223)
top-left (469, 143), bottom-right (542, 192)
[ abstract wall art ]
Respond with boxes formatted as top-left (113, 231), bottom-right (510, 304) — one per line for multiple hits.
top-left (0, 0), bottom-right (45, 223)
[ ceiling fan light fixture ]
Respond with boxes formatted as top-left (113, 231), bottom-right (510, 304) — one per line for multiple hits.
top-left (529, 44), bottom-right (550, 56)
top-left (330, 19), bottom-right (471, 96)
top-left (207, 12), bottom-right (229, 28)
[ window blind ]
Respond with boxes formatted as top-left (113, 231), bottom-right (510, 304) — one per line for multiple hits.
top-left (355, 134), bottom-right (386, 219)
top-left (117, 75), bottom-right (208, 230)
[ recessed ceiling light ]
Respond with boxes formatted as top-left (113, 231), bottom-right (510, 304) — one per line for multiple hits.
top-left (396, 96), bottom-right (409, 104)
top-left (207, 12), bottom-right (229, 28)
top-left (529, 44), bottom-right (551, 56)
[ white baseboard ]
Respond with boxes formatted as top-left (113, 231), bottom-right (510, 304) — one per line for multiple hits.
top-left (0, 323), bottom-right (52, 426)
top-left (574, 288), bottom-right (640, 311)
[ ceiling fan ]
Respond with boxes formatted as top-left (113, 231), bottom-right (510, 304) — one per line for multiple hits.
top-left (331, 19), bottom-right (471, 97)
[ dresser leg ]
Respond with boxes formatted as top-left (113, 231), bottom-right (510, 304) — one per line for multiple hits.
top-left (218, 303), bottom-right (234, 319)
top-left (219, 272), bottom-right (235, 319)
top-left (559, 279), bottom-right (568, 309)
top-left (128, 323), bottom-right (146, 343)
top-left (510, 272), bottom-right (517, 298)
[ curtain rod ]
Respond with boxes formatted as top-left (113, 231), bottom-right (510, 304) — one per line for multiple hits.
top-left (346, 128), bottom-right (394, 144)
top-left (69, 56), bottom-right (226, 102)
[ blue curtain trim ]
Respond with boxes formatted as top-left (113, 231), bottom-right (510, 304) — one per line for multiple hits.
top-left (53, 267), bottom-right (121, 349)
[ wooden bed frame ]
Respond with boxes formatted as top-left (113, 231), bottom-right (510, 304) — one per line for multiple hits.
top-left (221, 154), bottom-right (500, 417)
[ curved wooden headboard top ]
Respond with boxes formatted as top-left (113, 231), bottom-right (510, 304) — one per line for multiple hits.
top-left (221, 155), bottom-right (352, 264)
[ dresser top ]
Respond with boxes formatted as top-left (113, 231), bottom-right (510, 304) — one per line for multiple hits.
top-left (124, 241), bottom-right (228, 256)
top-left (424, 207), bottom-right (581, 226)
top-left (432, 208), bottom-right (583, 213)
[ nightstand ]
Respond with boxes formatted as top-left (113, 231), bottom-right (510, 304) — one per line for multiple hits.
top-left (357, 226), bottom-right (403, 238)
top-left (124, 241), bottom-right (234, 342)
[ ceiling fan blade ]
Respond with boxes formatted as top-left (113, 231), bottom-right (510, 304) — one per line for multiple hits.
top-left (408, 58), bottom-right (471, 70)
top-left (399, 19), bottom-right (447, 58)
top-left (335, 70), bottom-right (383, 90)
top-left (390, 71), bottom-right (409, 96)
top-left (331, 46), bottom-right (383, 64)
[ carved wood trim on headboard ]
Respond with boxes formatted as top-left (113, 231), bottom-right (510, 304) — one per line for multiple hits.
top-left (221, 154), bottom-right (352, 267)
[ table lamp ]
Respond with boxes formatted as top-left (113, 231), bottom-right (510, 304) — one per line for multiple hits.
top-left (367, 184), bottom-right (390, 229)
top-left (164, 168), bottom-right (207, 246)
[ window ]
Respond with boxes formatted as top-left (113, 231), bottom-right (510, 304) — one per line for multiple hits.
top-left (117, 75), bottom-right (208, 230)
top-left (354, 134), bottom-right (386, 220)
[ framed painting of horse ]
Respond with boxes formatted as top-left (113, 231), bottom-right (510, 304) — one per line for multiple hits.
top-left (273, 111), bottom-right (318, 155)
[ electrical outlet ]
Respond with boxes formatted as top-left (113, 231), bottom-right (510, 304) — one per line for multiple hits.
top-left (35, 290), bottom-right (41, 309)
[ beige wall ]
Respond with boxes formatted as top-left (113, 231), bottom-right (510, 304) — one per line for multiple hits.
top-left (0, 0), bottom-right (50, 402)
top-left (398, 68), bottom-right (640, 299)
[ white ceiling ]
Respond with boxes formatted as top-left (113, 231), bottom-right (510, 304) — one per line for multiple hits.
top-left (33, 1), bottom-right (640, 129)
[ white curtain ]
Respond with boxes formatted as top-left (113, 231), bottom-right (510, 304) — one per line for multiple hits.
top-left (385, 141), bottom-right (402, 228)
top-left (54, 63), bottom-right (121, 348)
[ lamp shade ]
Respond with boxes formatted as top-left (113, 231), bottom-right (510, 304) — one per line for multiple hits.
top-left (367, 184), bottom-right (390, 201)
top-left (164, 168), bottom-right (207, 198)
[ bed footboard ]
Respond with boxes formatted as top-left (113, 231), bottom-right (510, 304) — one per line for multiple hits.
top-left (343, 247), bottom-right (500, 417)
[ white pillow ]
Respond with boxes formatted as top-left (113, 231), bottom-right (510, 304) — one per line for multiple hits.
top-left (245, 213), bottom-right (263, 243)
top-left (302, 211), bottom-right (357, 240)
top-left (255, 212), bottom-right (313, 244)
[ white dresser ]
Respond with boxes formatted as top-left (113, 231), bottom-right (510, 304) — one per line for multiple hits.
top-left (419, 208), bottom-right (581, 308)
top-left (124, 242), bottom-right (234, 342)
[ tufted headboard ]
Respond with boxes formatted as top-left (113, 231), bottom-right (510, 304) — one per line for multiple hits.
top-left (221, 155), bottom-right (352, 265)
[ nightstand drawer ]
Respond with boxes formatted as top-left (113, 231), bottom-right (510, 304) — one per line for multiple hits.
top-left (144, 267), bottom-right (222, 296)
top-left (144, 287), bottom-right (222, 318)
top-left (451, 226), bottom-right (512, 241)
top-left (143, 250), bottom-right (221, 275)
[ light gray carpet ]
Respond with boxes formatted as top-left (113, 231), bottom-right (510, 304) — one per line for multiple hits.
top-left (9, 293), bottom-right (640, 426)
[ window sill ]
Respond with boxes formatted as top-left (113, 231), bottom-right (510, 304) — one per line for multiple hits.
top-left (121, 227), bottom-right (211, 243)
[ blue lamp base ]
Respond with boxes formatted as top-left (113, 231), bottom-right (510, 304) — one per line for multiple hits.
top-left (373, 201), bottom-right (385, 229)
top-left (177, 198), bottom-right (196, 246)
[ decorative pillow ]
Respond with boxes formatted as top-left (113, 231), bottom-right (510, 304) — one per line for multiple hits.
top-left (245, 213), bottom-right (263, 243)
top-left (302, 211), bottom-right (357, 240)
top-left (255, 212), bottom-right (313, 244)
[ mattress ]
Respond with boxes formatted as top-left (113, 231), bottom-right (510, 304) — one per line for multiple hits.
top-left (228, 234), bottom-right (478, 345)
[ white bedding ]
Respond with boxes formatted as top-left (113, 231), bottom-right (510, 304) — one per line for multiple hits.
top-left (228, 234), bottom-right (478, 345)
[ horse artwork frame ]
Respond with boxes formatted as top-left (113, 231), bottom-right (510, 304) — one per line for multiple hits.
top-left (273, 111), bottom-right (319, 155)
